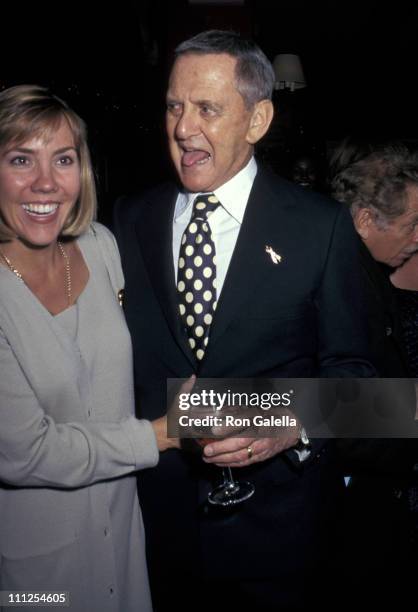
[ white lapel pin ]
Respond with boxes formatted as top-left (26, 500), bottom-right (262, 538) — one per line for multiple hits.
top-left (265, 245), bottom-right (282, 264)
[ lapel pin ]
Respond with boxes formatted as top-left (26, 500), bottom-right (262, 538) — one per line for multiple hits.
top-left (265, 245), bottom-right (282, 264)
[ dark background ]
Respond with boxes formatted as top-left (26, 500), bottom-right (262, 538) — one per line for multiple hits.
top-left (1, 0), bottom-right (417, 221)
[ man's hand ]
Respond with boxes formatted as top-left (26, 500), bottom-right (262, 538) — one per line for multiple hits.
top-left (202, 431), bottom-right (299, 468)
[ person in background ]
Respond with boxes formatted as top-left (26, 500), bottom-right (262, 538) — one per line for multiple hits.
top-left (114, 30), bottom-right (374, 611)
top-left (331, 142), bottom-right (418, 608)
top-left (331, 143), bottom-right (418, 375)
top-left (391, 244), bottom-right (418, 377)
top-left (291, 154), bottom-right (318, 190)
top-left (0, 84), bottom-right (185, 612)
top-left (390, 181), bottom-right (418, 558)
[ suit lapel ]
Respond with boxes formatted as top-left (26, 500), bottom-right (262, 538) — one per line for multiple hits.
top-left (135, 184), bottom-right (196, 368)
top-left (135, 170), bottom-right (292, 371)
top-left (208, 169), bottom-right (290, 349)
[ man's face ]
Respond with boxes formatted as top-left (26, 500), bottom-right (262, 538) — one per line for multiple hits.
top-left (166, 53), bottom-right (256, 193)
top-left (363, 184), bottom-right (418, 267)
top-left (292, 156), bottom-right (317, 189)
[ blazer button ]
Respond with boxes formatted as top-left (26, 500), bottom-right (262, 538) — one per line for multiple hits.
top-left (385, 326), bottom-right (392, 336)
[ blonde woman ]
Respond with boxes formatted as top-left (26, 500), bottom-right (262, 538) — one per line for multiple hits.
top-left (0, 85), bottom-right (182, 612)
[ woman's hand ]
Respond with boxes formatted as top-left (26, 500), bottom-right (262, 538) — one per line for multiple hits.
top-left (151, 375), bottom-right (196, 451)
top-left (151, 415), bottom-right (179, 451)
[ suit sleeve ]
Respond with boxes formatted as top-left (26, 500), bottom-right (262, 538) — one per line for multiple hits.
top-left (316, 204), bottom-right (376, 377)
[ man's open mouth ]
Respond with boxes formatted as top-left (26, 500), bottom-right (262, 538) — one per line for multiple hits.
top-left (181, 149), bottom-right (211, 167)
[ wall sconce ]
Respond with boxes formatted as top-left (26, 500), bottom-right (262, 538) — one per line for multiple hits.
top-left (273, 54), bottom-right (306, 92)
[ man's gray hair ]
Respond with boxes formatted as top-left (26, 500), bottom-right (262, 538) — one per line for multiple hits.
top-left (331, 144), bottom-right (418, 227)
top-left (174, 30), bottom-right (275, 109)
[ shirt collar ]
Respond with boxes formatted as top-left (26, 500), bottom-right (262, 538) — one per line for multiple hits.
top-left (174, 157), bottom-right (257, 223)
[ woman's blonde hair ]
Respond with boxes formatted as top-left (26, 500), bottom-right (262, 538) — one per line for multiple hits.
top-left (0, 84), bottom-right (97, 241)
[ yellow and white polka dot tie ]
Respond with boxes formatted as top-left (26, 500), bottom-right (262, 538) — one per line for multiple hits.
top-left (177, 193), bottom-right (219, 361)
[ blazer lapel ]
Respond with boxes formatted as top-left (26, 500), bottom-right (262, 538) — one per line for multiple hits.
top-left (135, 184), bottom-right (196, 368)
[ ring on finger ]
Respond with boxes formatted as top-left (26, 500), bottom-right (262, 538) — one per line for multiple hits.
top-left (247, 445), bottom-right (253, 459)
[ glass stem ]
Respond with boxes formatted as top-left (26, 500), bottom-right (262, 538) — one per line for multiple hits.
top-left (223, 467), bottom-right (236, 486)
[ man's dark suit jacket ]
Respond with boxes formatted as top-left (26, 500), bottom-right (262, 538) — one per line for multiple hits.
top-left (360, 241), bottom-right (411, 377)
top-left (113, 166), bottom-right (374, 604)
top-left (337, 240), bottom-right (418, 610)
top-left (338, 243), bottom-right (416, 474)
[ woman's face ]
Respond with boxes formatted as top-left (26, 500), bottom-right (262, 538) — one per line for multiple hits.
top-left (0, 118), bottom-right (81, 248)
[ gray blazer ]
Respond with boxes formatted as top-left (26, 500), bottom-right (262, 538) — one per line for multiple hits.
top-left (0, 223), bottom-right (157, 612)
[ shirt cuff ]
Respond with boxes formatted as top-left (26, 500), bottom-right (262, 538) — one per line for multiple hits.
top-left (294, 447), bottom-right (312, 462)
top-left (293, 427), bottom-right (311, 462)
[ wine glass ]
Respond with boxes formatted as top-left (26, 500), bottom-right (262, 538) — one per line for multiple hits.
top-left (197, 437), bottom-right (255, 507)
top-left (175, 378), bottom-right (255, 507)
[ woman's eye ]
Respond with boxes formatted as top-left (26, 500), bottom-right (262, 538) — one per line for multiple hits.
top-left (57, 156), bottom-right (74, 165)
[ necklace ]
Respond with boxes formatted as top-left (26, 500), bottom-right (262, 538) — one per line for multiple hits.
top-left (0, 242), bottom-right (72, 306)
top-left (57, 242), bottom-right (72, 306)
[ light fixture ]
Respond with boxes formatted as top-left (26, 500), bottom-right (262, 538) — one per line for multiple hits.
top-left (273, 54), bottom-right (306, 92)
top-left (188, 1), bottom-right (244, 4)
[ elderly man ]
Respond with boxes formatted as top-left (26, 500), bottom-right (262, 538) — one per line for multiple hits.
top-left (332, 144), bottom-right (418, 375)
top-left (114, 30), bottom-right (374, 611)
top-left (331, 144), bottom-right (418, 608)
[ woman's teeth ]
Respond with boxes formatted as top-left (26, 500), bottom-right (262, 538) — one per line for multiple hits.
top-left (22, 203), bottom-right (59, 215)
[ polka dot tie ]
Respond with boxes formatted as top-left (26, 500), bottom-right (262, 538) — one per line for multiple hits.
top-left (177, 193), bottom-right (219, 361)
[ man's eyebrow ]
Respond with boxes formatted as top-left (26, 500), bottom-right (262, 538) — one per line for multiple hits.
top-left (404, 207), bottom-right (418, 217)
top-left (197, 99), bottom-right (223, 111)
top-left (401, 213), bottom-right (418, 226)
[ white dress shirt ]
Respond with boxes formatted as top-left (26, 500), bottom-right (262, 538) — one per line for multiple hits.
top-left (172, 157), bottom-right (257, 297)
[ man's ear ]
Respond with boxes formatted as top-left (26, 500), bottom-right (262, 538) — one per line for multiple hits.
top-left (353, 208), bottom-right (373, 239)
top-left (246, 100), bottom-right (274, 145)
